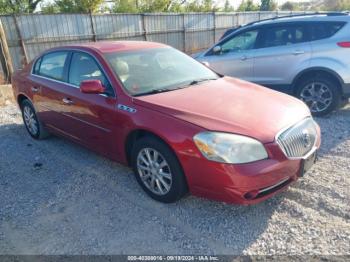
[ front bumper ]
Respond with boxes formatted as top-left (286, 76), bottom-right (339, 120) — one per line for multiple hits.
top-left (180, 125), bottom-right (321, 205)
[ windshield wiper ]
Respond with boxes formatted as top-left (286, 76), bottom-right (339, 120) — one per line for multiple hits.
top-left (134, 88), bottom-right (175, 97)
top-left (188, 78), bottom-right (218, 86)
top-left (134, 78), bottom-right (218, 96)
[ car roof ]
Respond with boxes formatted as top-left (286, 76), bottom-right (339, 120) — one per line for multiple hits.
top-left (247, 13), bottom-right (350, 27)
top-left (49, 41), bottom-right (168, 54)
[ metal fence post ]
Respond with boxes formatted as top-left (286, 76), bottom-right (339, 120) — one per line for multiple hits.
top-left (89, 12), bottom-right (97, 42)
top-left (212, 12), bottom-right (216, 44)
top-left (182, 13), bottom-right (186, 52)
top-left (141, 14), bottom-right (148, 41)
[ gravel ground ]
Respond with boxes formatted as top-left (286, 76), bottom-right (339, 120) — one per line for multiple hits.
top-left (0, 103), bottom-right (349, 255)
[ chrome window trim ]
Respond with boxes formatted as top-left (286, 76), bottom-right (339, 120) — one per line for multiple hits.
top-left (275, 117), bottom-right (318, 160)
top-left (30, 74), bottom-right (109, 98)
top-left (31, 48), bottom-right (116, 98)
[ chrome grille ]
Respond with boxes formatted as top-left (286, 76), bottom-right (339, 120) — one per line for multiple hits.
top-left (276, 118), bottom-right (317, 158)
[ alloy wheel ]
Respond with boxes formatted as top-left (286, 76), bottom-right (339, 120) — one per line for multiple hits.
top-left (23, 105), bottom-right (39, 136)
top-left (300, 82), bottom-right (333, 113)
top-left (136, 148), bottom-right (172, 195)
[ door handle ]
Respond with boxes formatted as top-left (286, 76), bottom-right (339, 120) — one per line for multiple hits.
top-left (31, 86), bottom-right (39, 93)
top-left (292, 50), bottom-right (305, 55)
top-left (240, 55), bottom-right (248, 61)
top-left (62, 98), bottom-right (74, 105)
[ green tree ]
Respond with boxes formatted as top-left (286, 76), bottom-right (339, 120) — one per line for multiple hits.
top-left (0, 0), bottom-right (44, 14)
top-left (112, 0), bottom-right (138, 13)
top-left (223, 0), bottom-right (234, 12)
top-left (112, 0), bottom-right (218, 13)
top-left (321, 0), bottom-right (350, 11)
top-left (281, 1), bottom-right (295, 11)
top-left (237, 0), bottom-right (259, 11)
top-left (41, 2), bottom-right (61, 13)
top-left (42, 0), bottom-right (104, 13)
top-left (260, 0), bottom-right (277, 11)
top-left (0, 0), bottom-right (14, 14)
top-left (201, 0), bottom-right (217, 11)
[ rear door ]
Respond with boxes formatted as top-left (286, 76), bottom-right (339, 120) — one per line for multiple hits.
top-left (200, 28), bottom-right (262, 81)
top-left (252, 22), bottom-right (312, 93)
top-left (29, 51), bottom-right (70, 129)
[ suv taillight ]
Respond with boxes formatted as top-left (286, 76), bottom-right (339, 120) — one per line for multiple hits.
top-left (337, 42), bottom-right (350, 48)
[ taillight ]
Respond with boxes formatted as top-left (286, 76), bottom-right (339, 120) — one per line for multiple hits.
top-left (337, 42), bottom-right (350, 48)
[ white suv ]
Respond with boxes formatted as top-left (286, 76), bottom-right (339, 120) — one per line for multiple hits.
top-left (196, 13), bottom-right (350, 116)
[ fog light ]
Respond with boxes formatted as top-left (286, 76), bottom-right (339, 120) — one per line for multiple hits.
top-left (244, 190), bottom-right (259, 200)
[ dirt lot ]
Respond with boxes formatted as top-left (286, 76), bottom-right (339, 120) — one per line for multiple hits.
top-left (0, 102), bottom-right (349, 255)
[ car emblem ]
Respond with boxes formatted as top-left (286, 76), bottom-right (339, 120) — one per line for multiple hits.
top-left (117, 104), bottom-right (137, 113)
top-left (302, 130), bottom-right (312, 149)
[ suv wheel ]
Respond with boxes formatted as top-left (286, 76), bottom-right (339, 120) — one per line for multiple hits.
top-left (21, 99), bottom-right (50, 139)
top-left (297, 76), bottom-right (341, 117)
top-left (131, 136), bottom-right (188, 203)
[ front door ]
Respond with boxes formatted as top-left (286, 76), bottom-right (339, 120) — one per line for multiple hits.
top-left (199, 28), bottom-right (261, 82)
top-left (57, 51), bottom-right (118, 157)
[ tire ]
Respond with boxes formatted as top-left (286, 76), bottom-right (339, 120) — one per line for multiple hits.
top-left (20, 99), bottom-right (50, 140)
top-left (296, 76), bottom-right (341, 117)
top-left (131, 136), bottom-right (188, 203)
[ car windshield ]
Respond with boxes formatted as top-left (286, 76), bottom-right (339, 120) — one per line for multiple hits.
top-left (105, 47), bottom-right (219, 96)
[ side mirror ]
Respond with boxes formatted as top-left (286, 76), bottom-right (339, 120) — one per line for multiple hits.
top-left (80, 80), bottom-right (105, 94)
top-left (213, 46), bottom-right (222, 54)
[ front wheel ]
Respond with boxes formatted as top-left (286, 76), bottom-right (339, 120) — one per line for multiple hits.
top-left (131, 136), bottom-right (188, 203)
top-left (297, 77), bottom-right (341, 117)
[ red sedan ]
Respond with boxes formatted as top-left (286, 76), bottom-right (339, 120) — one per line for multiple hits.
top-left (12, 41), bottom-right (321, 204)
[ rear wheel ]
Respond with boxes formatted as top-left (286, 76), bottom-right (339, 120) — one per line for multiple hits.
top-left (131, 136), bottom-right (188, 203)
top-left (20, 99), bottom-right (50, 139)
top-left (297, 76), bottom-right (341, 117)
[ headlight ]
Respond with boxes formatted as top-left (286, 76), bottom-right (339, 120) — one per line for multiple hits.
top-left (193, 132), bottom-right (268, 164)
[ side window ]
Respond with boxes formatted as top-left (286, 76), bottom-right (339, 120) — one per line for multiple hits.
top-left (219, 30), bottom-right (259, 54)
top-left (310, 22), bottom-right (345, 41)
top-left (261, 25), bottom-right (308, 48)
top-left (38, 52), bottom-right (68, 81)
top-left (69, 52), bottom-right (110, 89)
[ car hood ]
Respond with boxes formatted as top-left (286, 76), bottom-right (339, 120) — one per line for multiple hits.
top-left (133, 77), bottom-right (310, 143)
top-left (190, 51), bottom-right (205, 59)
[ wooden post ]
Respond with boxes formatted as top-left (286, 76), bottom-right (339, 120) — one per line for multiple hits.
top-left (0, 19), bottom-right (14, 83)
top-left (89, 12), bottom-right (97, 42)
top-left (13, 15), bottom-right (28, 67)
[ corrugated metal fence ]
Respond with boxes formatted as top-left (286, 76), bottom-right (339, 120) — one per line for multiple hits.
top-left (0, 11), bottom-right (309, 82)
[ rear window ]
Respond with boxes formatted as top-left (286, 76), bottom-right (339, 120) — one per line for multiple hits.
top-left (261, 25), bottom-right (308, 48)
top-left (310, 22), bottom-right (346, 41)
top-left (37, 51), bottom-right (68, 81)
